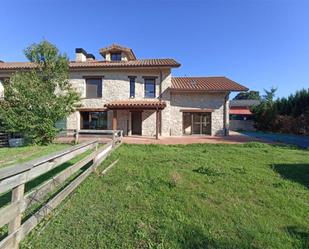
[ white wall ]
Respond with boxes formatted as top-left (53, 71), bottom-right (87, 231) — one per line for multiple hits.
top-left (0, 81), bottom-right (4, 99)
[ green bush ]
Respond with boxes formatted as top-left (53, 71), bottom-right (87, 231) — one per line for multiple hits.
top-left (252, 88), bottom-right (309, 135)
top-left (0, 41), bottom-right (80, 144)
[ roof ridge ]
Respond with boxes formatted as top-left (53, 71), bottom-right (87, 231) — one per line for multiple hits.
top-left (172, 76), bottom-right (227, 78)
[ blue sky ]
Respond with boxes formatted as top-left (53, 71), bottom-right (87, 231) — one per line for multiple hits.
top-left (1, 0), bottom-right (309, 98)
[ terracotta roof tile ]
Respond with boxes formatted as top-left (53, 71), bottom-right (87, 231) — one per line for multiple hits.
top-left (0, 59), bottom-right (180, 70)
top-left (171, 77), bottom-right (248, 92)
top-left (99, 44), bottom-right (137, 60)
top-left (0, 62), bottom-right (35, 70)
top-left (230, 108), bottom-right (252, 115)
top-left (104, 99), bottom-right (166, 109)
top-left (70, 59), bottom-right (180, 68)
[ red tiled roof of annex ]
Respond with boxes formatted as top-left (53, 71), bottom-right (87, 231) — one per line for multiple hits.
top-left (171, 77), bottom-right (248, 92)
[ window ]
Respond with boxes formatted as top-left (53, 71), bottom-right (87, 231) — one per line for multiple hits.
top-left (111, 53), bottom-right (122, 61)
top-left (86, 78), bottom-right (102, 98)
top-left (144, 78), bottom-right (156, 98)
top-left (55, 119), bottom-right (67, 130)
top-left (80, 111), bottom-right (108, 129)
top-left (129, 77), bottom-right (135, 98)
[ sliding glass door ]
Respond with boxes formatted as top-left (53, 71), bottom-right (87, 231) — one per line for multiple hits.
top-left (183, 112), bottom-right (211, 135)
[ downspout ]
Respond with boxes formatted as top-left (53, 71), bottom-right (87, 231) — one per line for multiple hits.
top-left (159, 69), bottom-right (162, 100)
top-left (159, 69), bottom-right (163, 135)
top-left (223, 92), bottom-right (230, 136)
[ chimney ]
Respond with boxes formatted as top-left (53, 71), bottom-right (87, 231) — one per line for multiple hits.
top-left (75, 48), bottom-right (88, 62)
top-left (86, 53), bottom-right (95, 61)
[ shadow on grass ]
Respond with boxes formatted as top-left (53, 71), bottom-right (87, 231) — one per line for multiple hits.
top-left (285, 226), bottom-right (309, 248)
top-left (0, 161), bottom-right (74, 209)
top-left (179, 225), bottom-right (242, 249)
top-left (272, 164), bottom-right (309, 189)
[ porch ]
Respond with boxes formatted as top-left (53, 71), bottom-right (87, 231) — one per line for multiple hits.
top-left (122, 131), bottom-right (275, 145)
top-left (105, 100), bottom-right (166, 139)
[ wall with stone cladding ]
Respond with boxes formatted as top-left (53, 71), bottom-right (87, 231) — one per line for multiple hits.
top-left (169, 92), bottom-right (229, 136)
top-left (0, 69), bottom-right (230, 137)
top-left (142, 110), bottom-right (156, 136)
top-left (67, 69), bottom-right (171, 136)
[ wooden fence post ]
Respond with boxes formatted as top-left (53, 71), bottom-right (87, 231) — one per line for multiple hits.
top-left (74, 130), bottom-right (79, 144)
top-left (112, 131), bottom-right (116, 147)
top-left (8, 183), bottom-right (25, 249)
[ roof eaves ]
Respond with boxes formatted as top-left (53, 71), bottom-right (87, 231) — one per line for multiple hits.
top-left (169, 88), bottom-right (246, 92)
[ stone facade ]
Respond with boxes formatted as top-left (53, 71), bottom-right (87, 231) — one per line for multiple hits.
top-left (169, 92), bottom-right (229, 136)
top-left (0, 69), bottom-right (231, 137)
top-left (67, 69), bottom-right (172, 136)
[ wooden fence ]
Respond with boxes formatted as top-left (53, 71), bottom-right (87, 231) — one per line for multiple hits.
top-left (57, 129), bottom-right (123, 145)
top-left (0, 139), bottom-right (118, 249)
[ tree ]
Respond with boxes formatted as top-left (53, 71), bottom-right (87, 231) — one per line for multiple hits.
top-left (262, 87), bottom-right (277, 106)
top-left (275, 89), bottom-right (309, 117)
top-left (251, 87), bottom-right (277, 131)
top-left (0, 41), bottom-right (80, 144)
top-left (233, 91), bottom-right (261, 100)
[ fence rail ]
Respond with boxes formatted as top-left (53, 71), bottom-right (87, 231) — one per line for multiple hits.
top-left (0, 139), bottom-right (118, 249)
top-left (57, 129), bottom-right (123, 145)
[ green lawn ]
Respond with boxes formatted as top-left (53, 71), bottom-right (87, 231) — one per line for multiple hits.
top-left (16, 143), bottom-right (309, 249)
top-left (0, 144), bottom-right (69, 168)
top-left (0, 143), bottom-right (95, 240)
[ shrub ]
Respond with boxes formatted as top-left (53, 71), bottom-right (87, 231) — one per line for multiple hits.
top-left (0, 41), bottom-right (80, 144)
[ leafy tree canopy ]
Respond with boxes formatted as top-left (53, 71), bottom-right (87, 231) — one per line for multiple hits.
top-left (0, 40), bottom-right (80, 144)
top-left (233, 91), bottom-right (261, 100)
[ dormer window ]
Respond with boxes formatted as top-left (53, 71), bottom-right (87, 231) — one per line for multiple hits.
top-left (111, 53), bottom-right (122, 61)
top-left (100, 44), bottom-right (137, 61)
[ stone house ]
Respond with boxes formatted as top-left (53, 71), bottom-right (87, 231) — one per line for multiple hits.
top-left (0, 44), bottom-right (248, 138)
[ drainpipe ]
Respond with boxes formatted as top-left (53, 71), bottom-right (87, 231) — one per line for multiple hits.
top-left (159, 69), bottom-right (163, 101)
top-left (159, 69), bottom-right (163, 135)
top-left (223, 92), bottom-right (230, 136)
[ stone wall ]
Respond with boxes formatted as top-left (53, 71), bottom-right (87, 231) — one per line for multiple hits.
top-left (68, 68), bottom-right (171, 136)
top-left (142, 110), bottom-right (156, 136)
top-left (0, 69), bottom-right (231, 137)
top-left (230, 120), bottom-right (255, 131)
top-left (169, 92), bottom-right (229, 136)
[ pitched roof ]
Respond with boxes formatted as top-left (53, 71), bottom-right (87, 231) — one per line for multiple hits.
top-left (99, 44), bottom-right (137, 60)
top-left (0, 59), bottom-right (181, 71)
top-left (104, 99), bottom-right (166, 110)
top-left (0, 62), bottom-right (35, 70)
top-left (70, 59), bottom-right (180, 69)
top-left (171, 77), bottom-right (248, 92)
top-left (229, 108), bottom-right (252, 115)
top-left (230, 99), bottom-right (260, 107)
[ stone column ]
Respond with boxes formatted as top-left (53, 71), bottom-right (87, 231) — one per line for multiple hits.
top-left (112, 110), bottom-right (117, 130)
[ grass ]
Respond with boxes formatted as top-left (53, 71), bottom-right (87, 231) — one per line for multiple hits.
top-left (0, 143), bottom-right (95, 240)
top-left (0, 144), bottom-right (69, 168)
top-left (13, 142), bottom-right (309, 249)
